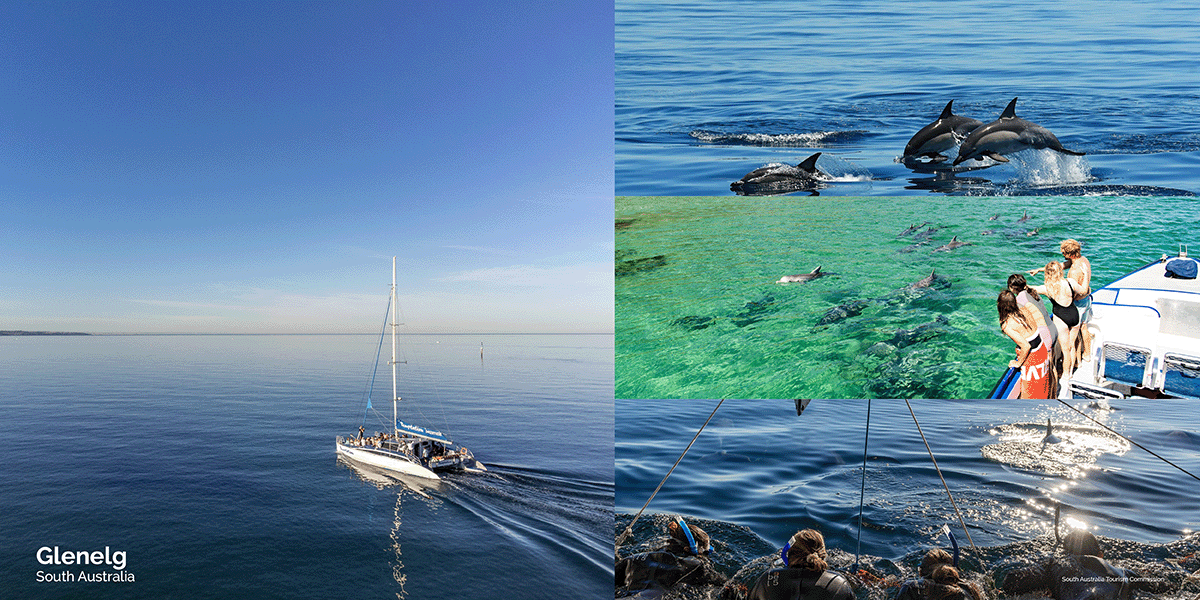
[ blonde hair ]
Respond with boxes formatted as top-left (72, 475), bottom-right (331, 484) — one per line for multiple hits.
top-left (786, 529), bottom-right (829, 571)
top-left (1044, 260), bottom-right (1064, 283)
top-left (1060, 239), bottom-right (1081, 258)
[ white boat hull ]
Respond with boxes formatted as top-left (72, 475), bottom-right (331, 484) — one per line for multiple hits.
top-left (336, 441), bottom-right (440, 480)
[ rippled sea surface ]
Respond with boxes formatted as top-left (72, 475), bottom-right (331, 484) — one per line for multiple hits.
top-left (616, 195), bottom-right (1199, 399)
top-left (0, 334), bottom-right (613, 599)
top-left (616, 400), bottom-right (1200, 599)
top-left (617, 0), bottom-right (1200, 196)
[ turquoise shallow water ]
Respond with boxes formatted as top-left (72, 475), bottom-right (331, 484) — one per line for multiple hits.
top-left (615, 195), bottom-right (1199, 399)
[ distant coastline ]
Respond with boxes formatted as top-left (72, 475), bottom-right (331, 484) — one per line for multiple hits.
top-left (0, 331), bottom-right (91, 336)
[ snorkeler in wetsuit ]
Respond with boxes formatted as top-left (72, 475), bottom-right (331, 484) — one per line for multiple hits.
top-left (897, 563), bottom-right (981, 600)
top-left (1001, 530), bottom-right (1173, 600)
top-left (616, 516), bottom-right (727, 598)
top-left (745, 529), bottom-right (854, 600)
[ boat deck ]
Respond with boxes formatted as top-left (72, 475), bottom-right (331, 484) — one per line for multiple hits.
top-left (1069, 254), bottom-right (1200, 399)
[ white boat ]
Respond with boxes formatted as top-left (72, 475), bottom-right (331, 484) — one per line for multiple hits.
top-left (991, 246), bottom-right (1200, 399)
top-left (335, 258), bottom-right (487, 480)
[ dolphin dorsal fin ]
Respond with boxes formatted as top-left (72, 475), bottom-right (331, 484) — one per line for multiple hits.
top-left (811, 266), bottom-right (822, 274)
top-left (939, 100), bottom-right (954, 120)
top-left (1000, 97), bottom-right (1018, 119)
top-left (930, 269), bottom-right (936, 277)
top-left (950, 236), bottom-right (958, 241)
top-left (798, 152), bottom-right (822, 172)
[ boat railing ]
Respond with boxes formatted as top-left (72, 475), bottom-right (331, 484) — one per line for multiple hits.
top-left (1101, 342), bottom-right (1155, 389)
top-left (1163, 353), bottom-right (1200, 399)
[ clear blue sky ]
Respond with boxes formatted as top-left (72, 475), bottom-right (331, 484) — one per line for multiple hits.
top-left (1, 1), bottom-right (613, 334)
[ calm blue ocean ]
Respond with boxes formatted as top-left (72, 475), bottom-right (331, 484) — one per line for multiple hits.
top-left (617, 0), bottom-right (1200, 196)
top-left (616, 400), bottom-right (1200, 599)
top-left (0, 333), bottom-right (613, 599)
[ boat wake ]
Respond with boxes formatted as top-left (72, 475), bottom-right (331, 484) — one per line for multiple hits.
top-left (445, 464), bottom-right (614, 583)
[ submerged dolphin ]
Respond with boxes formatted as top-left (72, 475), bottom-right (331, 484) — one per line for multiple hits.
top-left (913, 225), bottom-right (939, 241)
top-left (953, 98), bottom-right (1085, 165)
top-left (907, 270), bottom-right (943, 289)
top-left (904, 100), bottom-right (984, 161)
top-left (933, 236), bottom-right (971, 252)
top-left (731, 152), bottom-right (825, 193)
top-left (816, 298), bottom-right (871, 327)
top-left (898, 222), bottom-right (930, 237)
top-left (1018, 210), bottom-right (1030, 222)
top-left (778, 266), bottom-right (831, 283)
top-left (1042, 418), bottom-right (1062, 444)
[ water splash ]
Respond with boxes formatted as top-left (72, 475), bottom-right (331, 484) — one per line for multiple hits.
top-left (1006, 149), bottom-right (1093, 186)
top-left (690, 129), bottom-right (869, 146)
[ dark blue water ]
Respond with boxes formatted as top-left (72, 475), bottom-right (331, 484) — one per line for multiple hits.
top-left (616, 400), bottom-right (1200, 598)
top-left (617, 0), bottom-right (1200, 196)
top-left (0, 334), bottom-right (613, 599)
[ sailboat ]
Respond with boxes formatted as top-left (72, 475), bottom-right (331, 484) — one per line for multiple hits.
top-left (335, 257), bottom-right (486, 480)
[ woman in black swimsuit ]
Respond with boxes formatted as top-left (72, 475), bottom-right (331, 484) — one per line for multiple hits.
top-left (1032, 261), bottom-right (1081, 382)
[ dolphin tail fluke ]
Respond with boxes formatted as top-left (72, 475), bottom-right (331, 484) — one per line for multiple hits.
top-left (1000, 97), bottom-right (1018, 119)
top-left (939, 100), bottom-right (955, 119)
top-left (798, 152), bottom-right (822, 172)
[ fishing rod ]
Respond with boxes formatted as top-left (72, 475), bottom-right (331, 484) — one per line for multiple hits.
top-left (854, 400), bottom-right (870, 574)
top-left (616, 399), bottom-right (725, 550)
top-left (1056, 400), bottom-right (1200, 483)
top-left (905, 401), bottom-right (980, 556)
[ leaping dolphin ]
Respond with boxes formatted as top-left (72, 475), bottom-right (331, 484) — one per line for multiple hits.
top-left (778, 265), bottom-right (830, 283)
top-left (731, 152), bottom-right (826, 193)
top-left (904, 100), bottom-right (984, 162)
top-left (953, 98), bottom-right (1085, 165)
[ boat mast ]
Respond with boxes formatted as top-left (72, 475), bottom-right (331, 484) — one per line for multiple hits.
top-left (391, 256), bottom-right (398, 441)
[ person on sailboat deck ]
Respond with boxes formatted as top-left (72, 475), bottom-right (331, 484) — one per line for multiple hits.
top-left (895, 549), bottom-right (982, 600)
top-left (1000, 530), bottom-right (1174, 600)
top-left (357, 426), bottom-right (364, 441)
top-left (615, 516), bottom-right (727, 598)
top-left (745, 529), bottom-right (854, 600)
